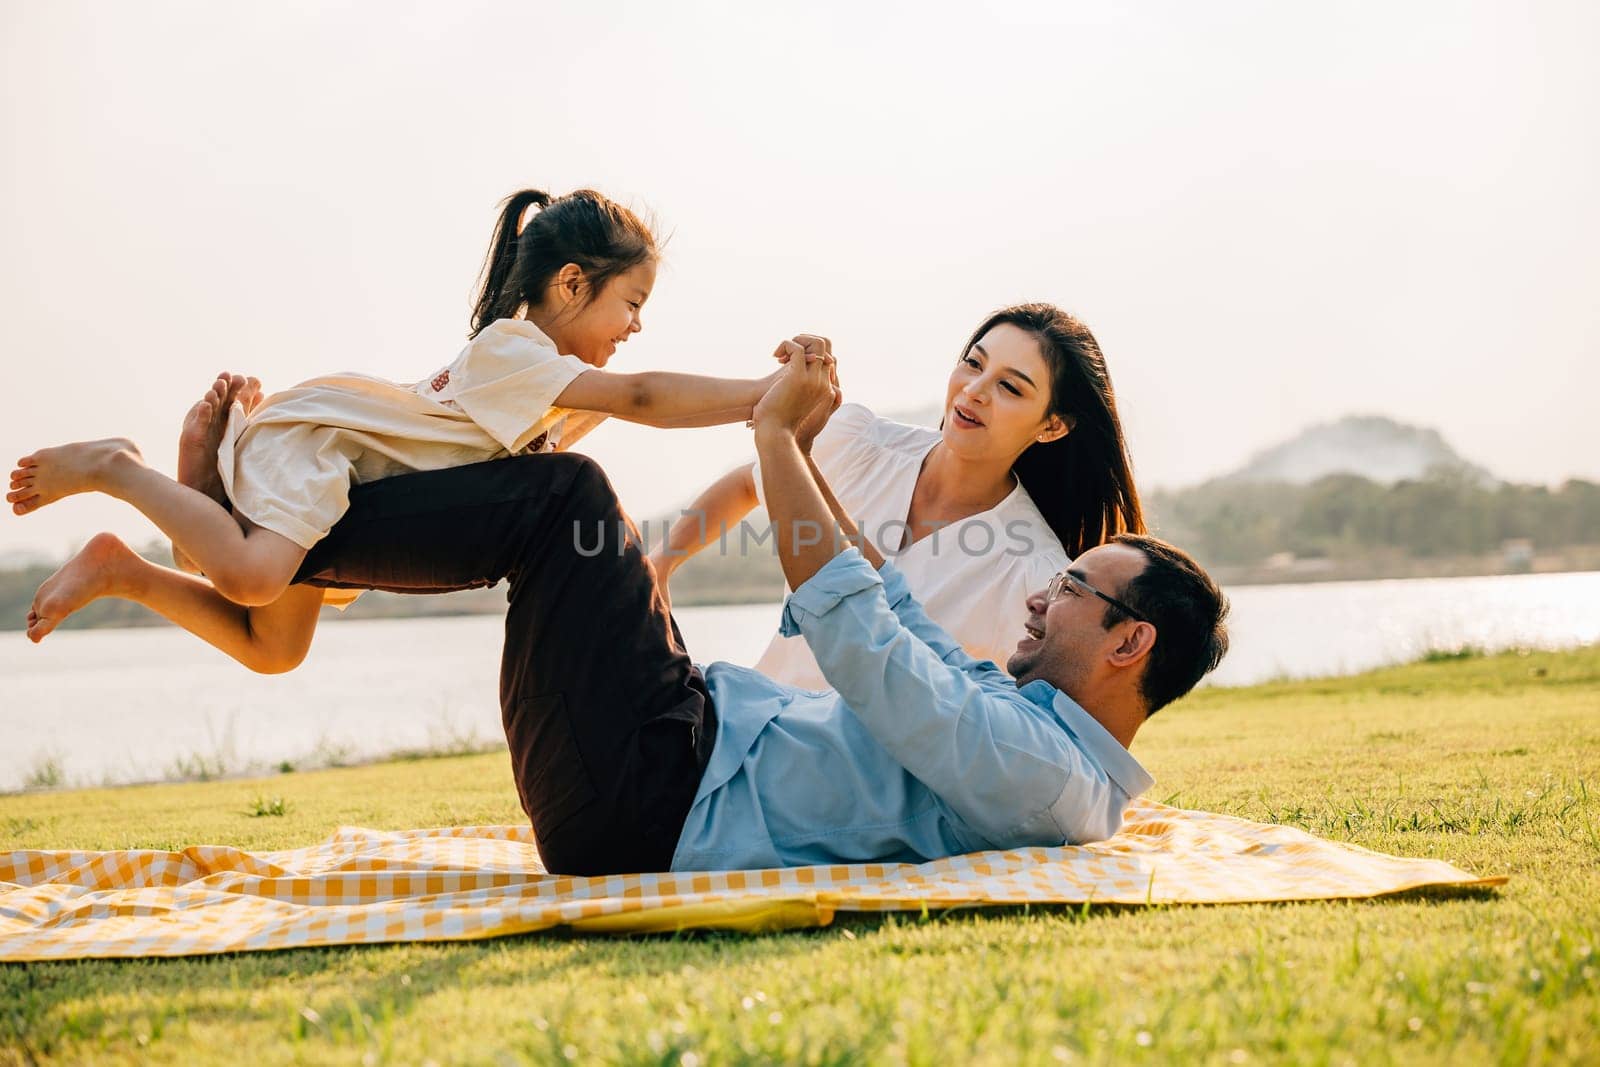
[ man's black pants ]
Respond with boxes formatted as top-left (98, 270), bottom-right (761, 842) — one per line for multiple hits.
top-left (293, 454), bottom-right (717, 876)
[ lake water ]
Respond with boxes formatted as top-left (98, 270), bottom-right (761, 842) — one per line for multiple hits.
top-left (3, 570), bottom-right (1597, 793)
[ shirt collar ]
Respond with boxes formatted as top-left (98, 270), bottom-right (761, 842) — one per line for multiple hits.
top-left (499, 316), bottom-right (562, 351)
top-left (1019, 680), bottom-right (1155, 799)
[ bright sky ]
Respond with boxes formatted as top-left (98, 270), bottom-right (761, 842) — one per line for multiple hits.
top-left (2, 1), bottom-right (1596, 560)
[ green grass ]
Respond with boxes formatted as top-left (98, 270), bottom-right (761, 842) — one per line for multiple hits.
top-left (2, 646), bottom-right (1597, 1065)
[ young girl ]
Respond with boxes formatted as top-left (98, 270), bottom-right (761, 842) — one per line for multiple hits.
top-left (7, 188), bottom-right (794, 671)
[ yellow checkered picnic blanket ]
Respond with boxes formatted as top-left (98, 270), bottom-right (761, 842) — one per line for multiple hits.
top-left (0, 799), bottom-right (1503, 961)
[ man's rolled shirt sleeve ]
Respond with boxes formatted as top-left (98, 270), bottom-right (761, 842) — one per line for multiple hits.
top-left (875, 561), bottom-right (1014, 687)
top-left (777, 550), bottom-right (887, 637)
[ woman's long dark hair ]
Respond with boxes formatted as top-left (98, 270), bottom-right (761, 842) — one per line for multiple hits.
top-left (470, 188), bottom-right (657, 338)
top-left (960, 303), bottom-right (1145, 558)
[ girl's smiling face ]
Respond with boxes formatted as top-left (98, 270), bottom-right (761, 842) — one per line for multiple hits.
top-left (539, 258), bottom-right (657, 367)
top-left (942, 322), bottom-right (1071, 462)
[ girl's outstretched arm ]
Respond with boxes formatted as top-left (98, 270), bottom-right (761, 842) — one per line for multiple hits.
top-left (644, 405), bottom-right (764, 429)
top-left (555, 368), bottom-right (782, 429)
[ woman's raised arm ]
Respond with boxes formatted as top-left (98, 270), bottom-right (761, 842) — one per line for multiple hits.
top-left (646, 462), bottom-right (759, 605)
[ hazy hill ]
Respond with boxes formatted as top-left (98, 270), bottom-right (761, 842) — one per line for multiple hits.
top-left (884, 410), bottom-right (1497, 489)
top-left (1217, 415), bottom-right (1494, 487)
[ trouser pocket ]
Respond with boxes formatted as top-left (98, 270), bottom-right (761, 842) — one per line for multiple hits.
top-left (503, 693), bottom-right (597, 842)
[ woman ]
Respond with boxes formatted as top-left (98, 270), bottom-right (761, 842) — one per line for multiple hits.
top-left (651, 303), bottom-right (1146, 689)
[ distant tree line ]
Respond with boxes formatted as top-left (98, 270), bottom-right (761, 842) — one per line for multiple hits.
top-left (3, 471), bottom-right (1596, 631)
top-left (1147, 471), bottom-right (1600, 566)
top-left (0, 549), bottom-right (511, 633)
top-left (0, 559), bottom-right (165, 634)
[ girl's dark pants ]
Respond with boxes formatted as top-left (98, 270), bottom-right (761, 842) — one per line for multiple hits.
top-left (292, 453), bottom-right (717, 876)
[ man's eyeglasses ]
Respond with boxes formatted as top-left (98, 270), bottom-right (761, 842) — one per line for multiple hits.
top-left (1045, 570), bottom-right (1149, 623)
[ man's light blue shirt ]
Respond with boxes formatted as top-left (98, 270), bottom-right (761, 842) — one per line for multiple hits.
top-left (670, 549), bottom-right (1154, 871)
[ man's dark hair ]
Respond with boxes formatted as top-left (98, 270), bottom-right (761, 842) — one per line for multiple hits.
top-left (1105, 534), bottom-right (1230, 716)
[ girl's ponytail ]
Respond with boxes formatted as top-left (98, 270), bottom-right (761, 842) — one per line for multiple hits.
top-left (470, 189), bottom-right (553, 337)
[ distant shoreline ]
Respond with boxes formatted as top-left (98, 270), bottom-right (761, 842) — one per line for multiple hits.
top-left (10, 643), bottom-right (1593, 796)
top-left (2, 552), bottom-right (1597, 632)
top-left (1204, 544), bottom-right (1600, 589)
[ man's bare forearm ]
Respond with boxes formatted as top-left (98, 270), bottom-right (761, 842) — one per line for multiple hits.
top-left (754, 426), bottom-right (847, 591)
top-left (754, 426), bottom-right (884, 592)
top-left (806, 454), bottom-right (883, 569)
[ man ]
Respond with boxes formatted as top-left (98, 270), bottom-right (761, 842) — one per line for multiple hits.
top-left (286, 340), bottom-right (1229, 875)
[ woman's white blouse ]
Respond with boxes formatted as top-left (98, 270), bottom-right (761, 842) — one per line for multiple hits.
top-left (749, 403), bottom-right (1070, 690)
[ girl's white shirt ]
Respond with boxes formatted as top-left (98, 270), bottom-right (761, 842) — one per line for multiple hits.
top-left (748, 403), bottom-right (1069, 690)
top-left (216, 318), bottom-right (593, 605)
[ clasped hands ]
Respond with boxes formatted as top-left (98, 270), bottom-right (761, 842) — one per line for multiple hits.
top-left (752, 333), bottom-right (841, 452)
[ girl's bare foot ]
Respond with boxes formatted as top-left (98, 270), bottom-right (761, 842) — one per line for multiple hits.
top-left (7, 438), bottom-right (144, 516)
top-left (178, 372), bottom-right (260, 506)
top-left (26, 532), bottom-right (141, 642)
